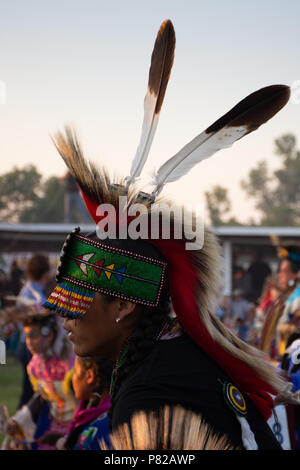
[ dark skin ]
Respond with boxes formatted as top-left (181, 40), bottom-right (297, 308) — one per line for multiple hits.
top-left (62, 293), bottom-right (142, 361)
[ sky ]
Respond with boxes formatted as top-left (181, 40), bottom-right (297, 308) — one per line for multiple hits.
top-left (0, 0), bottom-right (299, 224)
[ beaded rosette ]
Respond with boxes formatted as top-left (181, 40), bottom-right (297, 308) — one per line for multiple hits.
top-left (44, 228), bottom-right (167, 318)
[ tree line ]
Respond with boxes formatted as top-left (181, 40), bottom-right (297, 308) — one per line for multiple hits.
top-left (205, 134), bottom-right (300, 226)
top-left (0, 134), bottom-right (299, 226)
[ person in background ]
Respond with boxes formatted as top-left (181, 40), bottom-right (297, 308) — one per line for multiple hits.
top-left (247, 251), bottom-right (271, 303)
top-left (10, 260), bottom-right (23, 296)
top-left (249, 276), bottom-right (280, 350)
top-left (16, 254), bottom-right (51, 408)
top-left (279, 333), bottom-right (300, 449)
top-left (18, 254), bottom-right (51, 305)
top-left (5, 310), bottom-right (76, 450)
top-left (230, 289), bottom-right (253, 341)
top-left (258, 249), bottom-right (300, 362)
top-left (232, 266), bottom-right (251, 300)
top-left (216, 290), bottom-right (231, 323)
top-left (276, 246), bottom-right (300, 356)
top-left (57, 355), bottom-right (112, 450)
top-left (256, 276), bottom-right (280, 323)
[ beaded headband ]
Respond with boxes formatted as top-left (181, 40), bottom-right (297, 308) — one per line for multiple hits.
top-left (44, 228), bottom-right (167, 318)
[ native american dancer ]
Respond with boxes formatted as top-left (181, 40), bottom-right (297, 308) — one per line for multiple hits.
top-left (256, 241), bottom-right (298, 357)
top-left (1, 305), bottom-right (76, 449)
top-left (259, 292), bottom-right (289, 361)
top-left (276, 248), bottom-right (300, 353)
top-left (42, 20), bottom-right (298, 449)
top-left (56, 355), bottom-right (112, 450)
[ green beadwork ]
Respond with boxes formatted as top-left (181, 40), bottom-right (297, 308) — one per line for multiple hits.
top-left (57, 230), bottom-right (166, 306)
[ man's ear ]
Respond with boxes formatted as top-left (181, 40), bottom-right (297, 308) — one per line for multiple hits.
top-left (117, 300), bottom-right (137, 321)
top-left (86, 367), bottom-right (96, 385)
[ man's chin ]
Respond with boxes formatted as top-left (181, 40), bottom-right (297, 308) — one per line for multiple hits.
top-left (73, 343), bottom-right (106, 358)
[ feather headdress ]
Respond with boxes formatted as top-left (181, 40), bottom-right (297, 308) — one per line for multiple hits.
top-left (45, 19), bottom-right (290, 423)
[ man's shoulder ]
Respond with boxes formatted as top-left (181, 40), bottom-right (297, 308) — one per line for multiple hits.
top-left (125, 334), bottom-right (226, 388)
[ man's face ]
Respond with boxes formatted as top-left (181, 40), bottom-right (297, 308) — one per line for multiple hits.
top-left (277, 259), bottom-right (297, 292)
top-left (62, 293), bottom-right (122, 359)
top-left (62, 293), bottom-right (140, 360)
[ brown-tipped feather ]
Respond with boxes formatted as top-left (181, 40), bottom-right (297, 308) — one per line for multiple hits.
top-left (128, 20), bottom-right (176, 183)
top-left (206, 85), bottom-right (290, 135)
top-left (100, 406), bottom-right (239, 450)
top-left (151, 84), bottom-right (290, 192)
top-left (148, 19), bottom-right (176, 114)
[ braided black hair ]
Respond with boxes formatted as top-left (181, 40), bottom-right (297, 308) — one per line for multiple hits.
top-left (107, 287), bottom-right (171, 430)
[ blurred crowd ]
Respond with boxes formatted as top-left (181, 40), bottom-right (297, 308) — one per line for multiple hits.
top-left (2, 247), bottom-right (300, 367)
top-left (0, 254), bottom-right (112, 450)
top-left (1, 244), bottom-right (300, 450)
top-left (217, 250), bottom-right (300, 362)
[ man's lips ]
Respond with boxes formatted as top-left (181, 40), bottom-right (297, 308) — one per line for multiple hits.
top-left (63, 322), bottom-right (75, 342)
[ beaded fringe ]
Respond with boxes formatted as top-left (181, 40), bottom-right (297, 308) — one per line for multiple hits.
top-left (43, 281), bottom-right (95, 319)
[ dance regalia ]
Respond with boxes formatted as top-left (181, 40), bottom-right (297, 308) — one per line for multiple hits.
top-left (274, 245), bottom-right (300, 355)
top-left (62, 396), bottom-right (111, 450)
top-left (43, 20), bottom-right (294, 449)
top-left (258, 244), bottom-right (300, 359)
top-left (11, 346), bottom-right (76, 450)
top-left (259, 292), bottom-right (288, 359)
top-left (280, 285), bottom-right (300, 326)
top-left (1, 304), bottom-right (77, 450)
top-left (112, 328), bottom-right (281, 449)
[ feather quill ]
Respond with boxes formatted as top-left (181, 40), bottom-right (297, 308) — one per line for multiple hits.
top-left (151, 85), bottom-right (290, 196)
top-left (126, 19), bottom-right (175, 187)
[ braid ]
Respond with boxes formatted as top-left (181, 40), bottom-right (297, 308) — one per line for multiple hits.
top-left (108, 291), bottom-right (171, 430)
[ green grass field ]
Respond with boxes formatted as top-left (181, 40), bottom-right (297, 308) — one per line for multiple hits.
top-left (0, 352), bottom-right (23, 445)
